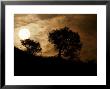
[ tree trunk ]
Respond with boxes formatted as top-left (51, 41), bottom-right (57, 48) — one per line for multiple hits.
top-left (58, 49), bottom-right (61, 58)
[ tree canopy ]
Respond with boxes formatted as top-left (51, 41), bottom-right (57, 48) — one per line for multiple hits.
top-left (48, 26), bottom-right (82, 60)
top-left (21, 39), bottom-right (42, 55)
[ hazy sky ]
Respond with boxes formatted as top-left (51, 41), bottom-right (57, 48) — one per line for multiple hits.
top-left (14, 14), bottom-right (97, 62)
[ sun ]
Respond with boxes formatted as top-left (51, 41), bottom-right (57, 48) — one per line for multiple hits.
top-left (18, 28), bottom-right (30, 40)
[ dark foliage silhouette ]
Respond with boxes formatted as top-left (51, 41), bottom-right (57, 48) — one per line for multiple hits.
top-left (21, 39), bottom-right (42, 55)
top-left (48, 26), bottom-right (82, 60)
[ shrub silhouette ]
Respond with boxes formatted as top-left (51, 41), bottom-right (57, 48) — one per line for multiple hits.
top-left (21, 39), bottom-right (42, 55)
top-left (48, 26), bottom-right (82, 60)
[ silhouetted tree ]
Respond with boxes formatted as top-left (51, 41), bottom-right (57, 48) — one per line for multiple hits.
top-left (21, 39), bottom-right (42, 55)
top-left (48, 26), bottom-right (82, 59)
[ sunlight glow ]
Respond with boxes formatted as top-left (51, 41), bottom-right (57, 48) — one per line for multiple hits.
top-left (18, 28), bottom-right (30, 40)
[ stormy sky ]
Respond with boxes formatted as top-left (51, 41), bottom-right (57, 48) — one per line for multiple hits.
top-left (14, 14), bottom-right (97, 62)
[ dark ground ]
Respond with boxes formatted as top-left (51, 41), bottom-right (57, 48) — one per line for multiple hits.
top-left (14, 47), bottom-right (97, 76)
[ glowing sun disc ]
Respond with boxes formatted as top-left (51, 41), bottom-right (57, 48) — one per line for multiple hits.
top-left (18, 28), bottom-right (30, 40)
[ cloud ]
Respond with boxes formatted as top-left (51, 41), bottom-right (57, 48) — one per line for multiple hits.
top-left (14, 15), bottom-right (67, 56)
top-left (14, 14), bottom-right (97, 62)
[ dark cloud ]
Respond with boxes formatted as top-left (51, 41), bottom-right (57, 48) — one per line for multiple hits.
top-left (36, 14), bottom-right (59, 20)
top-left (37, 14), bottom-right (97, 32)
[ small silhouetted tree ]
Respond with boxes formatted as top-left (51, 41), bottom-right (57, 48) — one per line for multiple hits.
top-left (48, 26), bottom-right (82, 59)
top-left (21, 39), bottom-right (42, 55)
